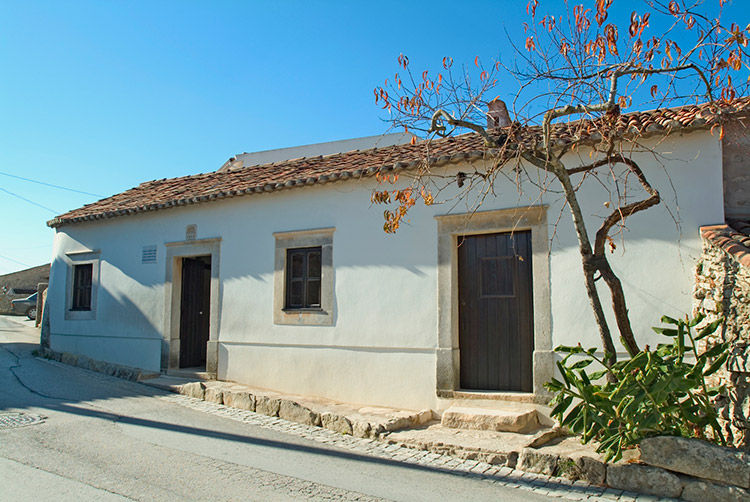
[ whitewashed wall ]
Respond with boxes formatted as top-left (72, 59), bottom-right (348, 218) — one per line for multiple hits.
top-left (48, 130), bottom-right (724, 410)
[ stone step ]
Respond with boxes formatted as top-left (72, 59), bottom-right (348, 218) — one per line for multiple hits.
top-left (166, 368), bottom-right (213, 381)
top-left (139, 375), bottom-right (196, 392)
top-left (441, 405), bottom-right (541, 433)
top-left (386, 423), bottom-right (576, 472)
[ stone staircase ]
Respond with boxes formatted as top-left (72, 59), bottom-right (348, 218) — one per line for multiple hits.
top-left (386, 399), bottom-right (568, 470)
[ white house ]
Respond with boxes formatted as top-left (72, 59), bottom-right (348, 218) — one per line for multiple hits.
top-left (44, 99), bottom-right (749, 411)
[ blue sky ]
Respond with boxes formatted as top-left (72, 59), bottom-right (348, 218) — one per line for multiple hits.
top-left (1, 0), bottom-right (532, 274)
top-left (0, 1), bottom-right (743, 274)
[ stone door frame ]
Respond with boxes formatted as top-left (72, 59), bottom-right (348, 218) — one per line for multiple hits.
top-left (162, 237), bottom-right (221, 376)
top-left (435, 206), bottom-right (553, 399)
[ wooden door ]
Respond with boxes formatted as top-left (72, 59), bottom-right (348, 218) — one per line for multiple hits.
top-left (179, 256), bottom-right (211, 368)
top-left (458, 231), bottom-right (534, 391)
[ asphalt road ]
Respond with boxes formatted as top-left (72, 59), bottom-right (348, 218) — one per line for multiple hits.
top-left (0, 315), bottom-right (556, 502)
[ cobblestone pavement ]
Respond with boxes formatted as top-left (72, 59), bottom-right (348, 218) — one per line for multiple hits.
top-left (161, 394), bottom-right (670, 502)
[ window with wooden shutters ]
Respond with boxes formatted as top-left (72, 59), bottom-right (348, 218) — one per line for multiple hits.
top-left (273, 227), bottom-right (334, 326)
top-left (64, 249), bottom-right (100, 321)
top-left (285, 247), bottom-right (322, 309)
top-left (71, 263), bottom-right (93, 311)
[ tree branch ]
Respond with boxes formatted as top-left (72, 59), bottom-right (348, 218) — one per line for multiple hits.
top-left (541, 63), bottom-right (714, 153)
top-left (428, 109), bottom-right (495, 145)
top-left (592, 156), bottom-right (661, 257)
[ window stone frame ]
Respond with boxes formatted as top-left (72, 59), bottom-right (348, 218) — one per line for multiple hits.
top-left (273, 227), bottom-right (335, 326)
top-left (64, 249), bottom-right (101, 321)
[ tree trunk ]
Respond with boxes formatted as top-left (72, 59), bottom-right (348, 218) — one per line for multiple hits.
top-left (596, 258), bottom-right (640, 357)
top-left (583, 260), bottom-right (619, 367)
top-left (552, 166), bottom-right (619, 367)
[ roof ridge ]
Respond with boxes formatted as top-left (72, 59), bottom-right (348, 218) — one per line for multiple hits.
top-left (220, 131), bottom-right (477, 173)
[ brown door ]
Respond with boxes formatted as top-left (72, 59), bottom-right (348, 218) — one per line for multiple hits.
top-left (179, 256), bottom-right (211, 368)
top-left (458, 231), bottom-right (534, 391)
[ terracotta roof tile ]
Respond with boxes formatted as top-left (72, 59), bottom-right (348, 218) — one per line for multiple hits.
top-left (701, 220), bottom-right (750, 269)
top-left (48, 97), bottom-right (750, 228)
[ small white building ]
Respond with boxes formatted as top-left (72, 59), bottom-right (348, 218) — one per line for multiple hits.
top-left (44, 100), bottom-right (749, 411)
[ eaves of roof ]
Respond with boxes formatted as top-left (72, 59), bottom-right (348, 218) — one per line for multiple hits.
top-left (48, 97), bottom-right (750, 229)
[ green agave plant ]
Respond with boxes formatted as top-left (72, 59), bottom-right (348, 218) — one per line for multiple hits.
top-left (545, 313), bottom-right (729, 462)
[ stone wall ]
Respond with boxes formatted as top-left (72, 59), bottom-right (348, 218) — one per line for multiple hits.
top-left (625, 436), bottom-right (749, 500)
top-left (694, 224), bottom-right (750, 449)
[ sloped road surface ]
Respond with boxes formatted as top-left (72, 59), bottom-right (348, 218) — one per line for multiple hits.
top-left (0, 316), bottom-right (619, 501)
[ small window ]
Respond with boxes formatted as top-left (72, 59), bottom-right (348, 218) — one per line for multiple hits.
top-left (285, 247), bottom-right (322, 309)
top-left (71, 263), bottom-right (93, 311)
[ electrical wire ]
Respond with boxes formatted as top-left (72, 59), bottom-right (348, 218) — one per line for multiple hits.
top-left (0, 253), bottom-right (31, 267)
top-left (0, 170), bottom-right (104, 197)
top-left (0, 187), bottom-right (58, 213)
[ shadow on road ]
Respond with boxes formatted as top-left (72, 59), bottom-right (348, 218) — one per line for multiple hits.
top-left (42, 401), bottom-right (599, 497)
top-left (0, 329), bottom-right (592, 498)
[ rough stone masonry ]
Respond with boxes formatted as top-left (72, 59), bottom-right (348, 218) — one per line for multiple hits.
top-left (695, 222), bottom-right (750, 449)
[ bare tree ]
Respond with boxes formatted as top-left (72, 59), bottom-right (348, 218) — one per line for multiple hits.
top-left (372, 0), bottom-right (749, 365)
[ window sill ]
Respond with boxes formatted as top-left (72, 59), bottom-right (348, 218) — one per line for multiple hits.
top-left (64, 309), bottom-right (96, 321)
top-left (274, 308), bottom-right (333, 326)
top-left (282, 307), bottom-right (325, 314)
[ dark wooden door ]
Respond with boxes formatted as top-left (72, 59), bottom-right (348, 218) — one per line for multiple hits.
top-left (458, 231), bottom-right (534, 391)
top-left (179, 256), bottom-right (211, 368)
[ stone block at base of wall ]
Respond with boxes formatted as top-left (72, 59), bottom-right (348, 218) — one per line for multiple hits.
top-left (204, 387), bottom-right (223, 404)
top-left (321, 413), bottom-right (353, 435)
top-left (175, 380), bottom-right (432, 441)
top-left (606, 463), bottom-right (683, 498)
top-left (255, 396), bottom-right (281, 417)
top-left (556, 454), bottom-right (607, 486)
top-left (279, 400), bottom-right (321, 427)
top-left (222, 390), bottom-right (255, 411)
top-left (39, 347), bottom-right (159, 382)
top-left (681, 476), bottom-right (750, 502)
top-left (602, 435), bottom-right (750, 500)
top-left (639, 436), bottom-right (749, 488)
top-left (517, 448), bottom-right (558, 476)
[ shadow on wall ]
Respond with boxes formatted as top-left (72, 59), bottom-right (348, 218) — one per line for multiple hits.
top-left (48, 255), bottom-right (164, 372)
